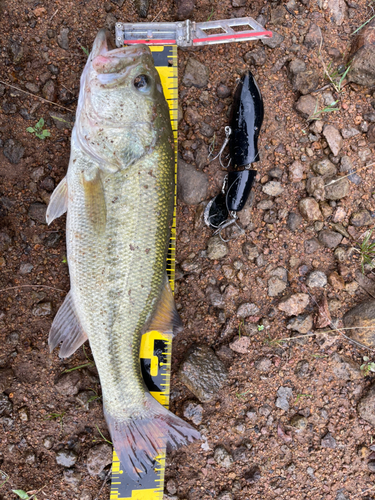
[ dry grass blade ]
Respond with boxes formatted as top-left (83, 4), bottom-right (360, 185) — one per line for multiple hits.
top-left (0, 79), bottom-right (74, 113)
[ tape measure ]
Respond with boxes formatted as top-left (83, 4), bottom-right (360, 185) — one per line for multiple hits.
top-left (110, 44), bottom-right (178, 500)
top-left (110, 19), bottom-right (271, 498)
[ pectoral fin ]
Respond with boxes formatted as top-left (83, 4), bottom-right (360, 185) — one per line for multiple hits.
top-left (82, 169), bottom-right (107, 234)
top-left (46, 176), bottom-right (68, 225)
top-left (49, 291), bottom-right (88, 358)
top-left (148, 276), bottom-right (183, 336)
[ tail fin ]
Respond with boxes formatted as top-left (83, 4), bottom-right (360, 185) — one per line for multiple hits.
top-left (104, 394), bottom-right (200, 481)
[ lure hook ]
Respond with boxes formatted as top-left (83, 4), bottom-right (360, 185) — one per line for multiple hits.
top-left (208, 126), bottom-right (232, 169)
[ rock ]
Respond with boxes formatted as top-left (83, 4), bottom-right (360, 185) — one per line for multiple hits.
top-left (254, 357), bottom-right (272, 372)
top-left (298, 198), bottom-right (322, 221)
top-left (87, 443), bottom-right (112, 476)
top-left (289, 58), bottom-right (306, 75)
top-left (244, 465), bottom-right (261, 483)
top-left (328, 271), bottom-right (345, 289)
top-left (177, 159), bottom-right (208, 205)
top-left (20, 263), bottom-right (33, 274)
top-left (287, 314), bottom-right (313, 334)
top-left (291, 70), bottom-right (320, 95)
top-left (287, 212), bottom-right (303, 231)
top-left (0, 369), bottom-right (14, 392)
top-left (295, 94), bottom-right (319, 118)
top-left (76, 390), bottom-right (97, 411)
top-left (351, 210), bottom-right (372, 227)
top-left (237, 303), bottom-right (259, 318)
top-left (28, 202), bottom-right (47, 223)
top-left (80, 491), bottom-right (92, 500)
top-left (262, 31), bottom-right (284, 49)
top-left (242, 243), bottom-right (259, 261)
top-left (56, 450), bottom-right (77, 467)
top-left (63, 469), bottom-right (82, 489)
top-left (358, 383), bottom-right (375, 425)
top-left (321, 432), bottom-right (337, 448)
top-left (341, 126), bottom-right (360, 139)
top-left (304, 238), bottom-right (321, 254)
top-left (244, 47), bottom-right (267, 66)
top-left (312, 158), bottom-right (337, 177)
top-left (295, 360), bottom-right (309, 377)
top-left (348, 19), bottom-right (375, 86)
top-left (323, 125), bottom-right (343, 156)
top-left (183, 58), bottom-right (209, 88)
top-left (268, 277), bottom-right (287, 297)
top-left (200, 122), bottom-right (214, 138)
top-left (258, 199), bottom-right (274, 210)
top-left (0, 393), bottom-right (12, 416)
top-left (278, 293), bottom-right (309, 316)
top-left (43, 436), bottom-right (54, 449)
top-left (216, 83), bottom-right (231, 98)
top-left (9, 41), bottom-right (24, 64)
top-left (262, 181), bottom-right (283, 196)
top-left (18, 406), bottom-right (29, 422)
top-left (229, 337), bottom-right (251, 354)
top-left (183, 400), bottom-right (203, 425)
top-left (214, 445), bottom-right (233, 468)
top-left (318, 230), bottom-right (343, 249)
top-left (42, 80), bottom-right (57, 102)
top-left (207, 236), bottom-right (228, 260)
top-left (304, 23), bottom-right (322, 48)
top-left (306, 270), bottom-right (327, 288)
top-left (0, 232), bottom-right (12, 252)
top-left (166, 479), bottom-right (177, 495)
top-left (290, 414), bottom-right (307, 431)
top-left (324, 177), bottom-right (349, 200)
top-left (32, 302), bottom-right (52, 316)
top-left (327, 0), bottom-right (347, 25)
top-left (24, 450), bottom-right (36, 464)
top-left (306, 177), bottom-right (325, 201)
top-left (3, 139), bottom-right (25, 164)
top-left (178, 345), bottom-right (228, 402)
top-left (288, 160), bottom-right (304, 182)
top-left (330, 353), bottom-right (361, 381)
top-left (54, 372), bottom-right (82, 397)
top-left (57, 27), bottom-right (70, 50)
top-left (276, 386), bottom-right (293, 411)
top-left (343, 300), bottom-right (375, 348)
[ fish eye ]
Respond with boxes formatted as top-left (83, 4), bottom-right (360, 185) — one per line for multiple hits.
top-left (134, 74), bottom-right (151, 92)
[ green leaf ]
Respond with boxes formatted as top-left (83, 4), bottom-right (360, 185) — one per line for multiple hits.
top-left (42, 130), bottom-right (51, 137)
top-left (51, 115), bottom-right (69, 123)
top-left (26, 127), bottom-right (35, 133)
top-left (35, 133), bottom-right (45, 140)
top-left (36, 118), bottom-right (44, 129)
top-left (12, 490), bottom-right (30, 500)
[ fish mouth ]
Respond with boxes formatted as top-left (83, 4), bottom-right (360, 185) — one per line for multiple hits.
top-left (90, 29), bottom-right (150, 76)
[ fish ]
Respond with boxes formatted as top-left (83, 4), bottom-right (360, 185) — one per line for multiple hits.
top-left (46, 29), bottom-right (200, 479)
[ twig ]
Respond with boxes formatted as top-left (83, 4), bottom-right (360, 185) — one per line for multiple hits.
top-left (49, 8), bottom-right (59, 22)
top-left (0, 79), bottom-right (74, 112)
top-left (93, 467), bottom-right (112, 500)
top-left (0, 284), bottom-right (66, 293)
top-left (151, 2), bottom-right (166, 22)
top-left (324, 162), bottom-right (375, 187)
top-left (60, 83), bottom-right (75, 95)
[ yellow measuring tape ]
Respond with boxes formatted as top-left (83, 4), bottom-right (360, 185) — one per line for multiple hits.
top-left (110, 44), bottom-right (178, 500)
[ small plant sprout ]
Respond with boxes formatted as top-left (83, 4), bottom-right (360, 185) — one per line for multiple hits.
top-left (26, 118), bottom-right (51, 140)
top-left (238, 319), bottom-right (244, 338)
top-left (45, 411), bottom-right (66, 432)
top-left (12, 485), bottom-right (45, 500)
top-left (257, 324), bottom-right (264, 332)
top-left (308, 100), bottom-right (340, 121)
top-left (356, 229), bottom-right (375, 273)
top-left (360, 356), bottom-right (375, 376)
top-left (95, 425), bottom-right (113, 445)
top-left (294, 393), bottom-right (313, 404)
top-left (325, 62), bottom-right (351, 93)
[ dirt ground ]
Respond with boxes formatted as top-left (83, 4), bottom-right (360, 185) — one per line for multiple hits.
top-left (1, 0), bottom-right (375, 499)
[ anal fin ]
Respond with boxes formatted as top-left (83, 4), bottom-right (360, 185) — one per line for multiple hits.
top-left (148, 275), bottom-right (183, 336)
top-left (49, 291), bottom-right (88, 358)
top-left (46, 176), bottom-right (68, 225)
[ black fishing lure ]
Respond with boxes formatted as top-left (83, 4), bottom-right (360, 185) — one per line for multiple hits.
top-left (204, 70), bottom-right (264, 233)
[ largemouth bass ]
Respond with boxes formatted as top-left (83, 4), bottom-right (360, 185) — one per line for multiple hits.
top-left (46, 29), bottom-right (200, 479)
